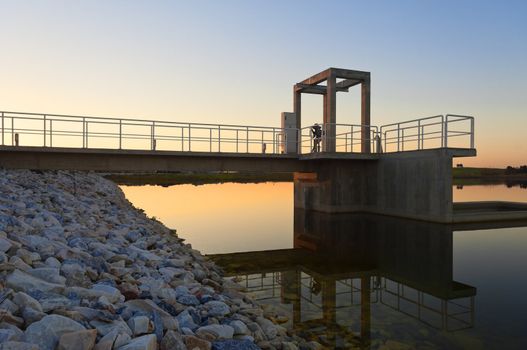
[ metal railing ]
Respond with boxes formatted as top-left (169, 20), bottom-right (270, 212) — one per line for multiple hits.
top-left (0, 111), bottom-right (286, 154)
top-left (379, 114), bottom-right (474, 153)
top-left (299, 123), bottom-right (379, 154)
top-left (0, 111), bottom-right (475, 155)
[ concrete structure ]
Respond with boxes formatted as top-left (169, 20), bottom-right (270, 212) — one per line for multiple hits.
top-left (293, 68), bottom-right (371, 153)
top-left (4, 68), bottom-right (525, 223)
top-left (294, 148), bottom-right (474, 223)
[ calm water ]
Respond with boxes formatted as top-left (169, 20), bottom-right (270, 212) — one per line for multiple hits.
top-left (121, 183), bottom-right (527, 349)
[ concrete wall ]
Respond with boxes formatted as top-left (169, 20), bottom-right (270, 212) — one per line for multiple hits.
top-left (294, 149), bottom-right (454, 222)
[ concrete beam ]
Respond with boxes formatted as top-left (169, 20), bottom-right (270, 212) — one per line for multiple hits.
top-left (335, 79), bottom-right (362, 89)
top-left (0, 146), bottom-right (306, 173)
top-left (294, 83), bottom-right (349, 94)
top-left (299, 68), bottom-right (332, 86)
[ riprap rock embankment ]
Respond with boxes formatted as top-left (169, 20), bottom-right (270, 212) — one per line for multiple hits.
top-left (0, 170), bottom-right (313, 350)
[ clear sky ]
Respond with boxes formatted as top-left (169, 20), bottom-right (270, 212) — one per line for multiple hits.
top-left (1, 1), bottom-right (525, 167)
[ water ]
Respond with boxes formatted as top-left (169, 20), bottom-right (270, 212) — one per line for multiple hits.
top-left (121, 182), bottom-right (527, 349)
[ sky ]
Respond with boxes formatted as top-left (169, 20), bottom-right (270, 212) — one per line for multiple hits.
top-left (0, 1), bottom-right (526, 167)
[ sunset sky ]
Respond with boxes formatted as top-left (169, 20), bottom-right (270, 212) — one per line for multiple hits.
top-left (1, 1), bottom-right (526, 167)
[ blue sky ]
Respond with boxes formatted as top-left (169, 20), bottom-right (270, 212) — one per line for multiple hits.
top-left (0, 1), bottom-right (526, 166)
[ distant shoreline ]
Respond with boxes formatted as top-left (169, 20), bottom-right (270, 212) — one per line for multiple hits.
top-left (106, 168), bottom-right (527, 187)
top-left (453, 167), bottom-right (527, 186)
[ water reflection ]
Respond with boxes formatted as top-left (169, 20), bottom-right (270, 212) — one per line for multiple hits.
top-left (210, 210), bottom-right (484, 349)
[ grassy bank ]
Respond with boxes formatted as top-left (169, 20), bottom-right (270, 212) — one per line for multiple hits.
top-left (106, 172), bottom-right (293, 186)
top-left (452, 167), bottom-right (527, 186)
top-left (106, 168), bottom-right (527, 187)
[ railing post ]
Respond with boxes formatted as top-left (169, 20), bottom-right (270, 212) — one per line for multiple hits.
top-left (272, 128), bottom-right (275, 154)
top-left (443, 115), bottom-right (448, 148)
top-left (188, 123), bottom-right (191, 151)
top-left (43, 115), bottom-right (47, 147)
top-left (209, 128), bottom-right (212, 152)
top-left (351, 125), bottom-right (354, 152)
top-left (152, 122), bottom-right (156, 151)
top-left (246, 126), bottom-right (248, 153)
top-left (401, 128), bottom-right (405, 151)
top-left (1, 112), bottom-right (4, 146)
top-left (11, 118), bottom-right (14, 146)
top-left (236, 130), bottom-right (239, 153)
top-left (181, 127), bottom-right (184, 151)
top-left (82, 118), bottom-right (86, 148)
top-left (417, 120), bottom-right (421, 150)
top-left (397, 124), bottom-right (400, 152)
top-left (50, 120), bottom-right (53, 147)
top-left (470, 117), bottom-right (474, 149)
top-left (85, 122), bottom-right (89, 148)
top-left (218, 125), bottom-right (221, 152)
top-left (119, 119), bottom-right (122, 149)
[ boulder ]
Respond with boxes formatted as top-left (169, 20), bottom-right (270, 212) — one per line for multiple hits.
top-left (184, 335), bottom-right (212, 350)
top-left (123, 299), bottom-right (179, 331)
top-left (6, 269), bottom-right (64, 294)
top-left (203, 301), bottom-right (230, 317)
top-left (229, 321), bottom-right (249, 336)
top-left (0, 342), bottom-right (39, 350)
top-left (128, 316), bottom-right (152, 336)
top-left (90, 319), bottom-right (132, 337)
top-left (13, 292), bottom-right (43, 313)
top-left (196, 325), bottom-right (234, 340)
top-left (160, 330), bottom-right (187, 350)
top-left (116, 334), bottom-right (158, 350)
top-left (212, 339), bottom-right (261, 350)
top-left (57, 329), bottom-right (97, 350)
top-left (0, 237), bottom-right (13, 252)
top-left (23, 315), bottom-right (86, 350)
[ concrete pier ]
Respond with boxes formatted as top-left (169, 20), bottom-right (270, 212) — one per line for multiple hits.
top-left (294, 148), bottom-right (473, 223)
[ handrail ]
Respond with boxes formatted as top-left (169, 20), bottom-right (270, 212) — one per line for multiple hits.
top-left (0, 111), bottom-right (475, 155)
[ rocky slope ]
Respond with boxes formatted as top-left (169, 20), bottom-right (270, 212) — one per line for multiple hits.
top-left (0, 170), bottom-right (313, 350)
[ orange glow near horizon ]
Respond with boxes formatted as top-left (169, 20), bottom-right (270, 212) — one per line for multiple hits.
top-left (120, 182), bottom-right (294, 254)
top-left (453, 185), bottom-right (527, 203)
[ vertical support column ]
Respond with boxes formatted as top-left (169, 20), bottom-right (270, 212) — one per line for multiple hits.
top-left (361, 78), bottom-right (371, 153)
top-left (360, 276), bottom-right (371, 348)
top-left (281, 270), bottom-right (302, 325)
top-left (293, 88), bottom-right (302, 153)
top-left (324, 72), bottom-right (337, 152)
top-left (321, 278), bottom-right (336, 348)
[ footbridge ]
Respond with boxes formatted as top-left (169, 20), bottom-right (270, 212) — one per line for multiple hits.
top-left (0, 68), bottom-right (481, 222)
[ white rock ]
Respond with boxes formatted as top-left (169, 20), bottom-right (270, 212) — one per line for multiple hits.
top-left (13, 292), bottom-right (43, 313)
top-left (116, 334), bottom-right (158, 350)
top-left (6, 269), bottom-right (64, 294)
top-left (23, 315), bottom-right (86, 350)
top-left (196, 324), bottom-right (234, 340)
top-left (128, 316), bottom-right (152, 336)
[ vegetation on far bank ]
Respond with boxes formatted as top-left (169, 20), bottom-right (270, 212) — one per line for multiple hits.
top-left (105, 172), bottom-right (293, 186)
top-left (106, 166), bottom-right (527, 187)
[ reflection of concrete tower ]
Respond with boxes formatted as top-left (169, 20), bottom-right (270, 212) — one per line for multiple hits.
top-left (209, 210), bottom-right (491, 346)
top-left (281, 270), bottom-right (301, 324)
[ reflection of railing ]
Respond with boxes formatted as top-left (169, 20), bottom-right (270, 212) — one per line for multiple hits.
top-left (0, 111), bottom-right (286, 154)
top-left (380, 114), bottom-right (474, 153)
top-left (231, 272), bottom-right (474, 332)
top-left (379, 277), bottom-right (474, 331)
